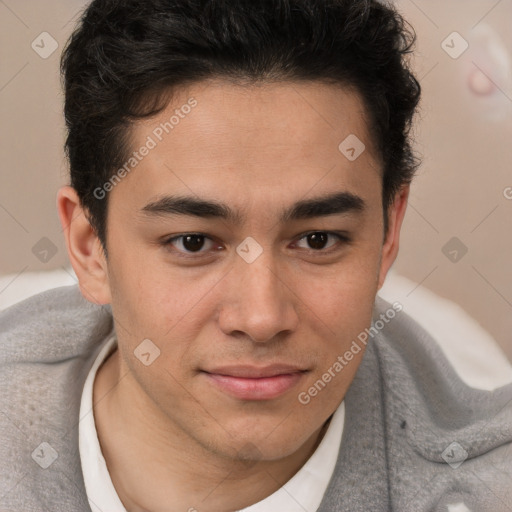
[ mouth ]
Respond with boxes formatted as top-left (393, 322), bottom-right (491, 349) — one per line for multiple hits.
top-left (201, 364), bottom-right (309, 401)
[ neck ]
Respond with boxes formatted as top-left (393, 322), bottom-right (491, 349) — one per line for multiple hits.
top-left (93, 348), bottom-right (330, 512)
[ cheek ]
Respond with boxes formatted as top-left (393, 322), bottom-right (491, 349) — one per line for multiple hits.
top-left (302, 254), bottom-right (381, 328)
top-left (106, 252), bottom-right (223, 377)
top-left (293, 271), bottom-right (378, 418)
top-left (109, 265), bottom-right (208, 339)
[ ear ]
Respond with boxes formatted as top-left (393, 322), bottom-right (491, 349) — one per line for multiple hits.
top-left (377, 185), bottom-right (409, 290)
top-left (56, 185), bottom-right (111, 305)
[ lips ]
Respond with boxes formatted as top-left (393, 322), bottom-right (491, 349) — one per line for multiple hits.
top-left (205, 364), bottom-right (306, 378)
top-left (202, 364), bottom-right (308, 400)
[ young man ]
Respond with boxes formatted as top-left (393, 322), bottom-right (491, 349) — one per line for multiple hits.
top-left (1, 0), bottom-right (511, 511)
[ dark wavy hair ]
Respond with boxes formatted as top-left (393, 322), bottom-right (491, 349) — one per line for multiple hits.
top-left (61, 0), bottom-right (421, 251)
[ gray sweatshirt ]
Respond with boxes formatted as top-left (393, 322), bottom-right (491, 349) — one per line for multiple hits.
top-left (0, 285), bottom-right (511, 511)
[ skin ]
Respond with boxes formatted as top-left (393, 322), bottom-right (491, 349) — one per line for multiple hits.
top-left (57, 79), bottom-right (409, 512)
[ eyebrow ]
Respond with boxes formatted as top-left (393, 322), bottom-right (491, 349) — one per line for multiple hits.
top-left (140, 191), bottom-right (365, 224)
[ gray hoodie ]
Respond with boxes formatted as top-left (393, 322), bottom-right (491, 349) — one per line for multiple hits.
top-left (0, 285), bottom-right (511, 511)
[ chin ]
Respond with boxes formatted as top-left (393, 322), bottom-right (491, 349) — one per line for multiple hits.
top-left (206, 418), bottom-right (318, 463)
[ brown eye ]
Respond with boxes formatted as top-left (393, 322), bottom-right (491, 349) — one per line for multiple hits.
top-left (164, 233), bottom-right (218, 255)
top-left (306, 232), bottom-right (329, 250)
top-left (180, 234), bottom-right (206, 252)
top-left (295, 231), bottom-right (348, 251)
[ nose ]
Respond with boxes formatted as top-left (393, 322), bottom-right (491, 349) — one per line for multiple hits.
top-left (217, 250), bottom-right (299, 344)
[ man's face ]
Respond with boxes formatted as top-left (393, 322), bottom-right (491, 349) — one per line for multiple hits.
top-left (102, 79), bottom-right (392, 462)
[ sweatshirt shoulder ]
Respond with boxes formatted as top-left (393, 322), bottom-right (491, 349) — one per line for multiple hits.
top-left (371, 296), bottom-right (512, 508)
top-left (372, 295), bottom-right (512, 426)
top-left (0, 284), bottom-right (113, 365)
top-left (0, 285), bottom-right (111, 509)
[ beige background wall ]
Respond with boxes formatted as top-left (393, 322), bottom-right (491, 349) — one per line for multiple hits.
top-left (1, 0), bottom-right (511, 359)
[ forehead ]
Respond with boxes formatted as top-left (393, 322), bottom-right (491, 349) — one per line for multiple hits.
top-left (115, 79), bottom-right (382, 216)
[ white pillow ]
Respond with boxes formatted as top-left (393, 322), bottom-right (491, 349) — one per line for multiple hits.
top-left (379, 270), bottom-right (512, 390)
top-left (0, 267), bottom-right (78, 311)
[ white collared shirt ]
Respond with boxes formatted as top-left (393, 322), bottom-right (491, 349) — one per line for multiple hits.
top-left (79, 334), bottom-right (345, 512)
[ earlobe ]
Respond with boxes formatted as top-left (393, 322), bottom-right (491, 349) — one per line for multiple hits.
top-left (377, 185), bottom-right (410, 290)
top-left (56, 185), bottom-right (111, 305)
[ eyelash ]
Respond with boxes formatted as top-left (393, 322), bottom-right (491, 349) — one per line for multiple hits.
top-left (160, 231), bottom-right (351, 259)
